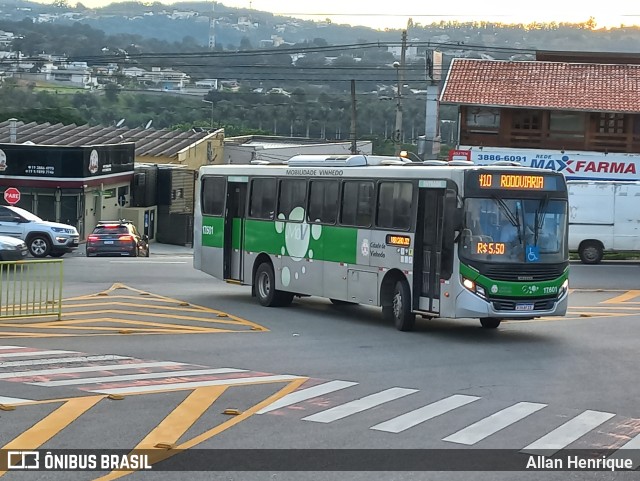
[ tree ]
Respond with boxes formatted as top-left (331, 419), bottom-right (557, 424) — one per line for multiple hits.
top-left (104, 83), bottom-right (120, 103)
top-left (239, 36), bottom-right (252, 50)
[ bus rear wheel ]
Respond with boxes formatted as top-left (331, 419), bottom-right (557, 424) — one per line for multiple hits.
top-left (383, 280), bottom-right (415, 332)
top-left (480, 317), bottom-right (501, 329)
top-left (255, 262), bottom-right (293, 307)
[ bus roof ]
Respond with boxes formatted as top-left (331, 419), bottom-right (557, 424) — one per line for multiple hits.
top-left (200, 155), bottom-right (563, 180)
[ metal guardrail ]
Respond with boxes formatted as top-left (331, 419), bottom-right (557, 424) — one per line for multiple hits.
top-left (0, 259), bottom-right (63, 320)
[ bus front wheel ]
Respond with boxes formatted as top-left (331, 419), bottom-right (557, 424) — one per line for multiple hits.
top-left (383, 280), bottom-right (415, 332)
top-left (255, 262), bottom-right (293, 307)
top-left (480, 317), bottom-right (501, 329)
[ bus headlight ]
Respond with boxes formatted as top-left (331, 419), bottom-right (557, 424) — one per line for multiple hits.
top-left (462, 277), bottom-right (486, 299)
top-left (558, 279), bottom-right (569, 298)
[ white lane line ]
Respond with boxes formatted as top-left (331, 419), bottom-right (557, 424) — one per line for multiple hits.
top-left (257, 380), bottom-right (358, 414)
top-left (32, 368), bottom-right (247, 387)
top-left (0, 355), bottom-right (132, 368)
top-left (0, 396), bottom-right (33, 404)
top-left (522, 410), bottom-right (616, 454)
top-left (302, 388), bottom-right (418, 424)
top-left (0, 361), bottom-right (185, 380)
top-left (370, 394), bottom-right (481, 433)
top-left (443, 402), bottom-right (547, 445)
top-left (89, 375), bottom-right (302, 395)
top-left (0, 346), bottom-right (24, 351)
top-left (608, 433), bottom-right (640, 469)
top-left (0, 350), bottom-right (79, 359)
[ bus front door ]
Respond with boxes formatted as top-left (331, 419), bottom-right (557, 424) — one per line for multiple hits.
top-left (414, 187), bottom-right (445, 313)
top-left (223, 182), bottom-right (247, 281)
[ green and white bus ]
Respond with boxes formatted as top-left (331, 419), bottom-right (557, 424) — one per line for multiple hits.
top-left (194, 155), bottom-right (569, 331)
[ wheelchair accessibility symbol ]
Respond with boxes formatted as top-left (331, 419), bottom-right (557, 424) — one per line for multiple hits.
top-left (526, 245), bottom-right (540, 263)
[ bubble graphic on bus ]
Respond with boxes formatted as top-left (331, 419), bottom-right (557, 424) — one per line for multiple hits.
top-left (282, 266), bottom-right (291, 286)
top-left (275, 206), bottom-right (323, 286)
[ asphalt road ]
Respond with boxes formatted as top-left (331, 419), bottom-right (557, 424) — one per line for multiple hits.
top-left (0, 255), bottom-right (639, 481)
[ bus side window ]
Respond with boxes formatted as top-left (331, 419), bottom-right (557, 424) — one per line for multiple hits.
top-left (278, 179), bottom-right (307, 222)
top-left (201, 177), bottom-right (225, 216)
top-left (249, 178), bottom-right (277, 220)
top-left (376, 181), bottom-right (413, 230)
top-left (341, 180), bottom-right (374, 227)
top-left (308, 180), bottom-right (339, 224)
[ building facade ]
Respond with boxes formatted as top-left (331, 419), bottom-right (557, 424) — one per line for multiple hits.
top-left (440, 52), bottom-right (640, 181)
top-left (0, 143), bottom-right (135, 238)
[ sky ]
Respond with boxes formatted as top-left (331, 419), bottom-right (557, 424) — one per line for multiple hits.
top-left (53, 0), bottom-right (640, 30)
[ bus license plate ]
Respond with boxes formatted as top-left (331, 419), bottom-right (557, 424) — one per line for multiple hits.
top-left (515, 303), bottom-right (534, 311)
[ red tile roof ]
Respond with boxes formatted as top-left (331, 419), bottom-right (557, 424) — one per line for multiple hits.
top-left (440, 59), bottom-right (640, 113)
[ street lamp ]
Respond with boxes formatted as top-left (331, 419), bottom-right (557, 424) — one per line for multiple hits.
top-left (202, 99), bottom-right (214, 129)
top-left (393, 61), bottom-right (403, 155)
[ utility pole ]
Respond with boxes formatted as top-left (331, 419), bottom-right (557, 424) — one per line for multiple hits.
top-left (350, 79), bottom-right (357, 154)
top-left (394, 29), bottom-right (407, 155)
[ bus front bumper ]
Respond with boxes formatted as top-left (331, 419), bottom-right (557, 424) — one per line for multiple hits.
top-left (454, 289), bottom-right (569, 320)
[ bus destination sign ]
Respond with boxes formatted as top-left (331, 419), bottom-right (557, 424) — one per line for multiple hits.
top-left (386, 234), bottom-right (411, 247)
top-left (478, 173), bottom-right (545, 190)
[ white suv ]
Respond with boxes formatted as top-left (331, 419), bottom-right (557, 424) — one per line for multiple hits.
top-left (0, 205), bottom-right (79, 258)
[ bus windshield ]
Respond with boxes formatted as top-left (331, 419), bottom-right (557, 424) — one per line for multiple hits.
top-left (460, 197), bottom-right (568, 263)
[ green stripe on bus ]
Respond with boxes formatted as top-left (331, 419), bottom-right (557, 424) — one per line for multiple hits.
top-left (232, 218), bottom-right (242, 250)
top-left (201, 216), bottom-right (224, 248)
top-left (460, 263), bottom-right (568, 297)
top-left (243, 219), bottom-right (358, 263)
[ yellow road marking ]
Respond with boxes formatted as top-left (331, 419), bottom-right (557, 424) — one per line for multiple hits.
top-left (134, 386), bottom-right (227, 449)
top-left (601, 290), bottom-right (640, 304)
top-left (0, 283), bottom-right (268, 337)
top-left (0, 395), bottom-right (104, 477)
top-left (94, 376), bottom-right (308, 481)
top-left (5, 317), bottom-right (226, 332)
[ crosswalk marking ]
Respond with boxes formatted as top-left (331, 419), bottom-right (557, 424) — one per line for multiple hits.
top-left (608, 434), bottom-right (640, 469)
top-left (0, 361), bottom-right (185, 380)
top-left (370, 394), bottom-right (480, 433)
top-left (0, 396), bottom-right (33, 404)
top-left (0, 349), bottom-right (77, 359)
top-left (0, 344), bottom-right (634, 457)
top-left (443, 402), bottom-right (547, 445)
top-left (89, 375), bottom-right (303, 395)
top-left (32, 368), bottom-right (248, 387)
top-left (0, 354), bottom-right (132, 368)
top-left (522, 410), bottom-right (615, 454)
top-left (302, 388), bottom-right (418, 424)
top-left (257, 380), bottom-right (358, 414)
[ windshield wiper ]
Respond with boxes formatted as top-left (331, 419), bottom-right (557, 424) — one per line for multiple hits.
top-left (491, 195), bottom-right (522, 244)
top-left (533, 195), bottom-right (550, 246)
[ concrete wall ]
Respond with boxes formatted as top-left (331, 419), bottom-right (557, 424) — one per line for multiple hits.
top-left (225, 141), bottom-right (374, 164)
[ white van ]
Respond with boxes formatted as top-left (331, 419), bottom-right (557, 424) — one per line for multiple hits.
top-left (568, 181), bottom-right (640, 264)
